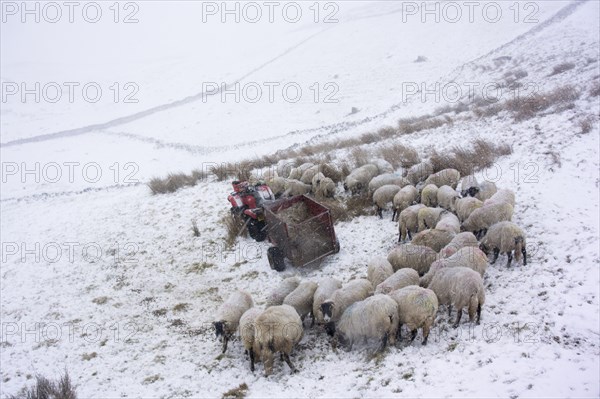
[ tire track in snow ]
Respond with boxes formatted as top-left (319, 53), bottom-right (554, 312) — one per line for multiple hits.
top-left (0, 26), bottom-right (333, 148)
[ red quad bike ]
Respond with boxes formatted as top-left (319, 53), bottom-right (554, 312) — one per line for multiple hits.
top-left (227, 180), bottom-right (275, 242)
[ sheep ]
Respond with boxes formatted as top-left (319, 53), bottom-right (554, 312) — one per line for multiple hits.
top-left (480, 221), bottom-right (527, 267)
top-left (276, 160), bottom-right (294, 179)
top-left (435, 212), bottom-right (461, 234)
top-left (255, 304), bottom-right (304, 376)
top-left (439, 232), bottom-right (479, 258)
top-left (424, 168), bottom-right (461, 189)
top-left (420, 247), bottom-right (488, 287)
top-left (369, 173), bottom-right (410, 193)
top-left (460, 175), bottom-right (480, 197)
top-left (213, 290), bottom-right (254, 353)
top-left (417, 207), bottom-right (445, 232)
top-left (238, 307), bottom-right (263, 371)
top-left (374, 268), bottom-right (419, 294)
top-left (311, 172), bottom-right (326, 191)
top-left (266, 276), bottom-right (301, 307)
top-left (484, 188), bottom-right (516, 208)
top-left (288, 163), bottom-right (314, 180)
top-left (371, 159), bottom-right (394, 174)
top-left (387, 244), bottom-right (439, 275)
top-left (283, 281), bottom-right (318, 322)
top-left (344, 164), bottom-right (380, 194)
top-left (462, 202), bottom-right (514, 238)
top-left (388, 286), bottom-right (438, 345)
top-left (437, 185), bottom-right (460, 212)
top-left (300, 164), bottom-right (321, 184)
top-left (367, 257), bottom-right (394, 288)
top-left (267, 176), bottom-right (288, 198)
top-left (420, 184), bottom-right (438, 207)
top-left (319, 163), bottom-right (342, 183)
top-left (428, 267), bottom-right (485, 328)
top-left (283, 179), bottom-right (312, 197)
top-left (406, 161), bottom-right (434, 185)
top-left (312, 277), bottom-right (343, 326)
top-left (398, 204), bottom-right (426, 242)
top-left (314, 177), bottom-right (336, 198)
top-left (373, 184), bottom-right (402, 218)
top-left (411, 228), bottom-right (455, 252)
top-left (475, 181), bottom-right (498, 202)
top-left (320, 279), bottom-right (373, 336)
top-left (335, 294), bottom-right (399, 351)
top-left (455, 197), bottom-right (483, 223)
top-left (391, 185), bottom-right (419, 221)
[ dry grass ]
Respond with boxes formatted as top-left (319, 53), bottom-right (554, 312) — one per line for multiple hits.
top-left (148, 170), bottom-right (207, 194)
top-left (377, 143), bottom-right (420, 169)
top-left (350, 147), bottom-right (370, 167)
top-left (398, 116), bottom-right (451, 135)
top-left (430, 139), bottom-right (512, 176)
top-left (579, 115), bottom-right (595, 134)
top-left (9, 371), bottom-right (77, 399)
top-left (505, 84), bottom-right (580, 121)
top-left (192, 220), bottom-right (200, 237)
top-left (590, 81), bottom-right (600, 97)
top-left (222, 212), bottom-right (248, 248)
top-left (222, 383), bottom-right (249, 399)
top-left (549, 62), bottom-right (575, 76)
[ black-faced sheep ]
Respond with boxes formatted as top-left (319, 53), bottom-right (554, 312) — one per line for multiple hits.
top-left (388, 286), bottom-right (438, 345)
top-left (214, 290), bottom-right (254, 353)
top-left (461, 202), bottom-right (514, 238)
top-left (255, 304), bottom-right (304, 376)
top-left (344, 164), bottom-right (380, 194)
top-left (480, 221), bottom-right (527, 267)
top-left (312, 277), bottom-right (343, 326)
top-left (439, 232), bottom-right (479, 258)
top-left (420, 247), bottom-right (488, 287)
top-left (320, 279), bottom-right (373, 336)
top-left (460, 175), bottom-right (480, 197)
top-left (417, 207), bottom-right (446, 232)
top-left (239, 307), bottom-right (263, 371)
top-left (435, 212), bottom-right (461, 234)
top-left (475, 181), bottom-right (498, 202)
top-left (455, 197), bottom-right (483, 223)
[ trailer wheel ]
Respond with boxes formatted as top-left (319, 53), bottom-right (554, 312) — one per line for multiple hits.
top-left (267, 247), bottom-right (285, 271)
top-left (248, 219), bottom-right (267, 242)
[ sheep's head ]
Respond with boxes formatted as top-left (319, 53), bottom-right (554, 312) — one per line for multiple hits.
top-left (479, 241), bottom-right (490, 255)
top-left (320, 301), bottom-right (334, 321)
top-left (467, 187), bottom-right (480, 197)
top-left (213, 321), bottom-right (226, 339)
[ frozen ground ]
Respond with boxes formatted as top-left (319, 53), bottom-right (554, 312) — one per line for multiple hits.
top-left (1, 1), bottom-right (599, 398)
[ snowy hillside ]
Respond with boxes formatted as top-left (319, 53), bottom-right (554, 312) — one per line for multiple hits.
top-left (1, 1), bottom-right (599, 398)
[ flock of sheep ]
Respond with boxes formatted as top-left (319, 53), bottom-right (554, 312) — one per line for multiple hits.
top-left (213, 156), bottom-right (527, 376)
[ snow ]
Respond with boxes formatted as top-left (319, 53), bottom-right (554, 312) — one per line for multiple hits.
top-left (1, 1), bottom-right (599, 397)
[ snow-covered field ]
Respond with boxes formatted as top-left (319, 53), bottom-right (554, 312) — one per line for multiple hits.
top-left (1, 1), bottom-right (599, 397)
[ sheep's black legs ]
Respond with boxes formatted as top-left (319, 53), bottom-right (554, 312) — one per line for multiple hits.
top-left (476, 304), bottom-right (482, 325)
top-left (310, 312), bottom-right (315, 328)
top-left (391, 209), bottom-right (397, 221)
top-left (283, 353), bottom-right (297, 373)
top-left (522, 247), bottom-right (528, 265)
top-left (396, 324), bottom-right (402, 340)
top-left (249, 349), bottom-right (255, 372)
top-left (453, 309), bottom-right (462, 328)
top-left (407, 230), bottom-right (412, 240)
top-left (491, 248), bottom-right (500, 264)
top-left (378, 333), bottom-right (389, 352)
top-left (422, 327), bottom-right (430, 345)
top-left (410, 330), bottom-right (417, 342)
top-left (447, 304), bottom-right (452, 317)
top-left (222, 337), bottom-right (228, 353)
top-left (506, 251), bottom-right (513, 267)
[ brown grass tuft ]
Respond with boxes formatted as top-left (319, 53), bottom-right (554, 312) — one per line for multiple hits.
top-left (222, 383), bottom-right (249, 399)
top-left (9, 370), bottom-right (77, 399)
top-left (505, 85), bottom-right (580, 121)
top-left (377, 143), bottom-right (420, 169)
top-left (430, 139), bottom-right (512, 176)
top-left (549, 62), bottom-right (575, 76)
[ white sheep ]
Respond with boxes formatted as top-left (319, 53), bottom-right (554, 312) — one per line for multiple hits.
top-left (312, 277), bottom-right (343, 326)
top-left (314, 177), bottom-right (336, 198)
top-left (480, 221), bottom-right (527, 267)
top-left (371, 159), bottom-right (394, 174)
top-left (411, 228), bottom-right (455, 252)
top-left (439, 232), bottom-right (479, 258)
top-left (335, 294), bottom-right (399, 351)
top-left (238, 307), bottom-right (263, 371)
top-left (460, 175), bottom-right (480, 197)
top-left (424, 168), bottom-right (461, 189)
top-left (319, 163), bottom-right (342, 183)
top-left (387, 244), bottom-right (439, 275)
top-left (214, 290), bottom-right (254, 353)
top-left (398, 204), bottom-right (426, 242)
top-left (406, 161), bottom-right (434, 185)
top-left (462, 202), bottom-right (514, 238)
top-left (320, 279), bottom-right (373, 336)
top-left (283, 281), bottom-right (319, 322)
top-left (392, 185), bottom-right (419, 221)
top-left (276, 160), bottom-right (294, 179)
top-left (428, 267), bottom-right (485, 328)
top-left (420, 184), bottom-right (438, 207)
top-left (367, 257), bottom-right (394, 288)
top-left (374, 268), bottom-right (420, 294)
top-left (255, 304), bottom-right (304, 376)
top-left (266, 276), bottom-right (301, 307)
top-left (267, 176), bottom-right (288, 198)
top-left (283, 179), bottom-right (312, 197)
top-left (475, 181), bottom-right (498, 202)
top-left (484, 188), bottom-right (516, 208)
top-left (344, 164), bottom-right (380, 194)
top-left (435, 212), bottom-right (461, 234)
top-left (420, 247), bottom-right (488, 287)
top-left (300, 164), bottom-right (321, 184)
top-left (437, 185), bottom-right (460, 212)
top-left (311, 172), bottom-right (326, 192)
top-left (288, 163), bottom-right (314, 180)
top-left (417, 207), bottom-right (446, 232)
top-left (369, 173), bottom-right (410, 193)
top-left (388, 286), bottom-right (438, 345)
top-left (455, 197), bottom-right (483, 223)
top-left (373, 184), bottom-right (402, 218)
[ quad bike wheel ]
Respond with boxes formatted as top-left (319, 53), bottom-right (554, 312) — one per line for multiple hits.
top-left (247, 219), bottom-right (267, 242)
top-left (267, 247), bottom-right (285, 271)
